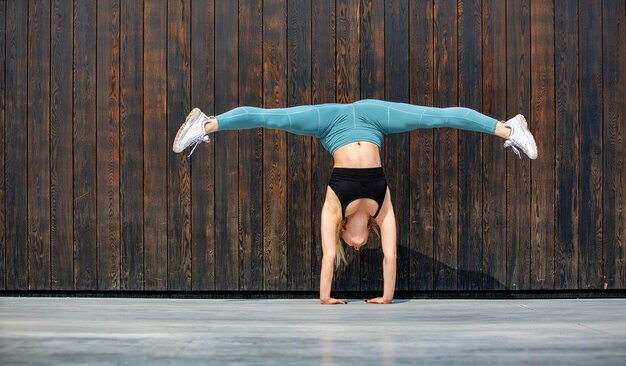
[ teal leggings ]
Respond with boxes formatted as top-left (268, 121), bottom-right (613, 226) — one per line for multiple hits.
top-left (216, 99), bottom-right (499, 154)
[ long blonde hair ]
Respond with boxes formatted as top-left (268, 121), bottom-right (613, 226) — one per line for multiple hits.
top-left (334, 216), bottom-right (381, 268)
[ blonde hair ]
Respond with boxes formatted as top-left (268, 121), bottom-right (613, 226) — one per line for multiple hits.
top-left (334, 216), bottom-right (381, 268)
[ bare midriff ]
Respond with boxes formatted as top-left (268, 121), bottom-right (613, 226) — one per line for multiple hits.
top-left (332, 141), bottom-right (382, 168)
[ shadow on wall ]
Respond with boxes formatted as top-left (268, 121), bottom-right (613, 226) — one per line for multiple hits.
top-left (335, 242), bottom-right (508, 293)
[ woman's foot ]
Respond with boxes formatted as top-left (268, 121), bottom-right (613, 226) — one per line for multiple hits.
top-left (172, 108), bottom-right (215, 157)
top-left (502, 114), bottom-right (538, 159)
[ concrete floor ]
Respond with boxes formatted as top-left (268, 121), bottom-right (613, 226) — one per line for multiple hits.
top-left (1, 298), bottom-right (625, 365)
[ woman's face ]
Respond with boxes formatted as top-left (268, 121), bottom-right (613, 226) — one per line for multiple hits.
top-left (341, 211), bottom-right (370, 250)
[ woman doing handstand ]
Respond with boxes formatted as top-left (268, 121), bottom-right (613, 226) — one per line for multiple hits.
top-left (172, 99), bottom-right (538, 304)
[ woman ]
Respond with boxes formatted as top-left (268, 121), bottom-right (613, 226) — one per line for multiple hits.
top-left (172, 99), bottom-right (538, 304)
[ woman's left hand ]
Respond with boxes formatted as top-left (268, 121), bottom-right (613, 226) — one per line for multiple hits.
top-left (366, 297), bottom-right (392, 304)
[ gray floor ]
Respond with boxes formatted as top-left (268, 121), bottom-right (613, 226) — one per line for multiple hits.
top-left (1, 298), bottom-right (625, 365)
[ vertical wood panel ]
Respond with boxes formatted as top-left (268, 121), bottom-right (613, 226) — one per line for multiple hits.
top-left (506, 0), bottom-right (531, 290)
top-left (50, 0), bottom-right (73, 290)
top-left (554, 0), bottom-right (577, 289)
top-left (458, 0), bottom-right (483, 290)
top-left (578, 0), bottom-right (603, 289)
top-left (334, 0), bottom-right (361, 290)
top-left (359, 0), bottom-right (384, 291)
top-left (120, 0), bottom-right (144, 290)
top-left (28, 0), bottom-right (51, 290)
top-left (214, 0), bottom-right (239, 290)
top-left (144, 0), bottom-right (168, 290)
top-left (385, 0), bottom-right (409, 291)
top-left (0, 0), bottom-right (5, 290)
top-left (409, 0), bottom-right (435, 291)
top-left (167, 0), bottom-right (192, 290)
top-left (238, 0), bottom-right (264, 291)
top-left (287, 0), bottom-right (313, 291)
top-left (263, 0), bottom-right (288, 290)
top-left (191, 0), bottom-right (216, 291)
top-left (310, 0), bottom-right (336, 291)
top-left (96, 0), bottom-right (121, 290)
top-left (433, 0), bottom-right (458, 290)
top-left (602, 0), bottom-right (625, 289)
top-left (73, 0), bottom-right (97, 290)
top-left (481, 0), bottom-right (507, 290)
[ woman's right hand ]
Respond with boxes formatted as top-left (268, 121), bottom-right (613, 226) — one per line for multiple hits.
top-left (320, 297), bottom-right (346, 305)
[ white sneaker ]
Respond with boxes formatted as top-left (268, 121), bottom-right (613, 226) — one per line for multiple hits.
top-left (503, 114), bottom-right (538, 159)
top-left (172, 108), bottom-right (214, 157)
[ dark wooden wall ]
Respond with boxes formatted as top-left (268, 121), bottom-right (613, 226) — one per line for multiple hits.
top-left (1, 0), bottom-right (625, 292)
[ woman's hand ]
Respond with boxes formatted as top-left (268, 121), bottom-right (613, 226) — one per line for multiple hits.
top-left (320, 297), bottom-right (347, 305)
top-left (366, 297), bottom-right (392, 304)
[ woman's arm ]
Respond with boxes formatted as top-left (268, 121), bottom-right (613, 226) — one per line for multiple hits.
top-left (368, 191), bottom-right (397, 304)
top-left (319, 194), bottom-right (345, 304)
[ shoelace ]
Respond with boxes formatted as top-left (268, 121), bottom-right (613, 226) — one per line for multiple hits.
top-left (503, 140), bottom-right (522, 159)
top-left (188, 135), bottom-right (210, 157)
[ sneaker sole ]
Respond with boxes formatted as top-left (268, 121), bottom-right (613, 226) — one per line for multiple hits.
top-left (172, 107), bottom-right (201, 153)
top-left (517, 115), bottom-right (538, 159)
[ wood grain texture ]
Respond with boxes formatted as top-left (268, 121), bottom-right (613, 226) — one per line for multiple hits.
top-left (166, 0), bottom-right (192, 291)
top-left (310, 0), bottom-right (336, 291)
top-left (409, 0), bottom-right (435, 291)
top-left (602, 0), bottom-right (625, 289)
top-left (263, 0), bottom-right (288, 291)
top-left (481, 0), bottom-right (507, 290)
top-left (531, 0), bottom-right (556, 289)
top-left (334, 0), bottom-right (361, 290)
top-left (238, 0), bottom-right (264, 291)
top-left (96, 0), bottom-right (121, 290)
top-left (433, 0), bottom-right (458, 290)
top-left (554, 0), bottom-right (576, 289)
top-left (359, 0), bottom-right (384, 291)
top-left (191, 0), bottom-right (216, 291)
top-left (287, 0), bottom-right (313, 291)
top-left (505, 0), bottom-right (531, 290)
top-left (578, 0), bottom-right (603, 289)
top-left (143, 0), bottom-right (168, 290)
top-left (457, 0), bottom-right (483, 290)
top-left (28, 0), bottom-right (51, 290)
top-left (50, 0), bottom-right (73, 290)
top-left (120, 0), bottom-right (144, 290)
top-left (214, 0), bottom-right (239, 290)
top-left (0, 0), bottom-right (5, 290)
top-left (73, 0), bottom-right (97, 290)
top-left (384, 0), bottom-right (409, 291)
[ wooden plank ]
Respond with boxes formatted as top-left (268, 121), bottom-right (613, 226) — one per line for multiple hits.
top-left (384, 0), bottom-right (409, 291)
top-left (144, 0), bottom-right (168, 290)
top-left (263, 0), bottom-right (288, 291)
top-left (167, 0), bottom-right (192, 291)
top-left (602, 0), bottom-right (625, 289)
top-left (359, 0), bottom-right (384, 291)
top-left (73, 0), bottom-right (97, 290)
top-left (0, 0), bottom-right (5, 289)
top-left (28, 0), bottom-right (51, 290)
top-left (238, 0), bottom-right (264, 291)
top-left (554, 0), bottom-right (576, 289)
top-left (457, 0), bottom-right (483, 290)
top-left (120, 0), bottom-right (144, 290)
top-left (214, 0), bottom-right (239, 290)
top-left (334, 0), bottom-right (360, 290)
top-left (409, 0), bottom-right (435, 291)
top-left (190, 0), bottom-right (216, 291)
top-left (287, 0), bottom-right (312, 291)
top-left (578, 0), bottom-right (603, 289)
top-left (433, 0), bottom-right (458, 290)
top-left (481, 0), bottom-right (507, 290)
top-left (96, 0), bottom-right (120, 290)
top-left (310, 0), bottom-right (336, 291)
top-left (505, 0), bottom-right (531, 290)
top-left (50, 0), bottom-right (73, 290)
